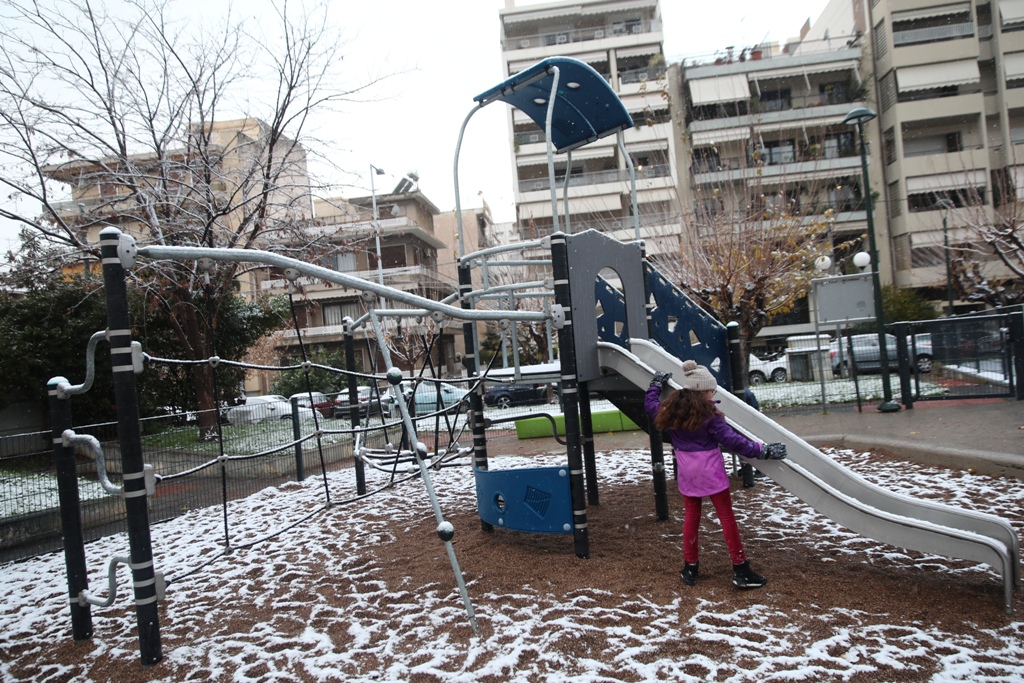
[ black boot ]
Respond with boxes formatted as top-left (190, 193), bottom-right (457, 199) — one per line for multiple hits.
top-left (680, 562), bottom-right (699, 586)
top-left (732, 560), bottom-right (767, 589)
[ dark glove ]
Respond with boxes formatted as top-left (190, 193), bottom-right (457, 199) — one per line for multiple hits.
top-left (760, 442), bottom-right (787, 460)
top-left (650, 371), bottom-right (672, 388)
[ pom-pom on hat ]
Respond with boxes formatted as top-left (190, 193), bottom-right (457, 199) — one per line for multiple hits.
top-left (681, 360), bottom-right (717, 392)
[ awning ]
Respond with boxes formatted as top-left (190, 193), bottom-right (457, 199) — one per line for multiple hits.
top-left (896, 60), bottom-right (979, 92)
top-left (906, 169), bottom-right (986, 193)
top-left (579, 0), bottom-right (656, 15)
top-left (616, 45), bottom-right (660, 60)
top-left (502, 5), bottom-right (582, 24)
top-left (516, 144), bottom-right (615, 166)
top-left (521, 193), bottom-right (622, 218)
top-left (689, 74), bottom-right (751, 105)
top-left (569, 50), bottom-right (610, 64)
top-left (893, 2), bottom-right (970, 23)
top-left (752, 60), bottom-right (857, 81)
top-left (1005, 52), bottom-right (1024, 80)
top-left (691, 128), bottom-right (753, 146)
top-left (1003, 0), bottom-right (1024, 25)
top-left (627, 141), bottom-right (667, 154)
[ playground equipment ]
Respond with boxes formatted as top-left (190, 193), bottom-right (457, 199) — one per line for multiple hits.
top-left (49, 55), bottom-right (1019, 668)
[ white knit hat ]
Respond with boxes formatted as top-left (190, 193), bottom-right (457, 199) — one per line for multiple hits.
top-left (681, 360), bottom-right (717, 392)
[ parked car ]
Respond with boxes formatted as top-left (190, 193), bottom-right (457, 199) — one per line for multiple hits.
top-left (830, 333), bottom-right (933, 376)
top-left (484, 382), bottom-right (547, 409)
top-left (332, 386), bottom-right (393, 418)
top-left (748, 352), bottom-right (789, 384)
top-left (404, 381), bottom-right (469, 413)
top-left (289, 391), bottom-right (333, 417)
top-left (226, 395), bottom-right (316, 425)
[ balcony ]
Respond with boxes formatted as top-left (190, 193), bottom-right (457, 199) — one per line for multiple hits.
top-left (893, 21), bottom-right (974, 47)
top-left (692, 155), bottom-right (863, 186)
top-left (502, 19), bottom-right (662, 52)
top-left (261, 264), bottom-right (449, 295)
top-left (518, 164), bottom-right (671, 193)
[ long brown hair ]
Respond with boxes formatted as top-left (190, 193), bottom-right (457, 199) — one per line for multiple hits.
top-left (654, 388), bottom-right (718, 433)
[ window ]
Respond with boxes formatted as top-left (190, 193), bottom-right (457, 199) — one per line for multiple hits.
top-left (907, 187), bottom-right (984, 212)
top-left (691, 147), bottom-right (721, 173)
top-left (759, 89), bottom-right (791, 112)
top-left (884, 127), bottom-right (897, 164)
top-left (820, 81), bottom-right (849, 105)
top-left (335, 252), bottom-right (355, 272)
top-left (322, 302), bottom-right (362, 327)
top-left (946, 132), bottom-right (963, 152)
top-left (874, 20), bottom-right (888, 59)
top-left (888, 180), bottom-right (902, 218)
top-left (880, 71), bottom-right (897, 112)
top-left (823, 132), bottom-right (855, 158)
top-left (761, 139), bottom-right (795, 164)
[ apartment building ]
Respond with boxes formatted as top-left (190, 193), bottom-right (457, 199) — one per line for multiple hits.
top-left (270, 186), bottom-right (467, 376)
top-left (859, 0), bottom-right (1023, 311)
top-left (43, 117), bottom-right (312, 297)
top-left (498, 0), bottom-right (680, 257)
top-left (677, 30), bottom-right (881, 341)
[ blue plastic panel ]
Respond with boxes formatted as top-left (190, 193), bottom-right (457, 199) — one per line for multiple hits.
top-left (474, 466), bottom-right (574, 534)
top-left (593, 265), bottom-right (731, 391)
top-left (474, 57), bottom-right (633, 153)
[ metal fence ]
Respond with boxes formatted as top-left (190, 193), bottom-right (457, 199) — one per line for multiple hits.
top-left (0, 394), bottom-right (566, 564)
top-left (748, 312), bottom-right (1020, 411)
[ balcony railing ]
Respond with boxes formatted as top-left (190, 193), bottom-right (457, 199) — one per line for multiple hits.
top-left (518, 164), bottom-right (671, 193)
top-left (620, 66), bottom-right (666, 86)
top-left (502, 19), bottom-right (662, 52)
top-left (902, 143), bottom-right (984, 158)
top-left (893, 21), bottom-right (974, 47)
top-left (261, 264), bottom-right (445, 292)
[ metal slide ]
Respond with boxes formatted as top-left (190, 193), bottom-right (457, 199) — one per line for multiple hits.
top-left (595, 339), bottom-right (1021, 614)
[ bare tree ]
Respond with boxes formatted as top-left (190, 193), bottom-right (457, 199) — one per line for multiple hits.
top-left (950, 174), bottom-right (1024, 307)
top-left (653, 164), bottom-right (840, 378)
top-left (0, 0), bottom-right (384, 437)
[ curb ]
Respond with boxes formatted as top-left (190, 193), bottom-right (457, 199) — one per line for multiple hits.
top-left (798, 433), bottom-right (1024, 480)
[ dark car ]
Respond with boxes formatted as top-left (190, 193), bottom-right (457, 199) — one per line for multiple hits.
top-left (332, 386), bottom-right (393, 418)
top-left (484, 382), bottom-right (546, 409)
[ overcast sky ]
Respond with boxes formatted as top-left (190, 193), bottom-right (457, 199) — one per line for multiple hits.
top-left (0, 0), bottom-right (832, 249)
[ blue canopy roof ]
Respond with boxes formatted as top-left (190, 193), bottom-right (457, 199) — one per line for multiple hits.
top-left (474, 57), bottom-right (634, 153)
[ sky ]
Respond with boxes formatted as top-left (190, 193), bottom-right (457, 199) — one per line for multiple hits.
top-left (0, 0), bottom-right (833, 250)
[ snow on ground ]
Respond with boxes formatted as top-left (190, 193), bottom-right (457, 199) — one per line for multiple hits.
top-left (2, 447), bottom-right (1023, 682)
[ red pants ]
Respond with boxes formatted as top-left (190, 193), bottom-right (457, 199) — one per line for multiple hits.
top-left (682, 488), bottom-right (746, 565)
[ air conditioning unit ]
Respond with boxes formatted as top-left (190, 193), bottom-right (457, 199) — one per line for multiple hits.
top-left (556, 32), bottom-right (569, 44)
top-left (611, 221), bottom-right (622, 229)
top-left (594, 29), bottom-right (605, 39)
top-left (519, 38), bottom-right (531, 48)
top-left (631, 23), bottom-right (643, 34)
top-left (612, 22), bottom-right (626, 35)
top-left (528, 133), bottom-right (541, 143)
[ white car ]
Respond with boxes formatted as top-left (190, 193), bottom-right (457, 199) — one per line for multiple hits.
top-left (226, 395), bottom-right (316, 425)
top-left (748, 353), bottom-right (789, 384)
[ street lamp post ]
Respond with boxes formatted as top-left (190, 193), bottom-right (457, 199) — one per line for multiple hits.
top-left (370, 164), bottom-right (386, 309)
top-left (844, 106), bottom-right (900, 413)
top-left (936, 198), bottom-right (955, 316)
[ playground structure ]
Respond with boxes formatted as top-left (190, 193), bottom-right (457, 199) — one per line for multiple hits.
top-left (49, 57), bottom-right (1019, 667)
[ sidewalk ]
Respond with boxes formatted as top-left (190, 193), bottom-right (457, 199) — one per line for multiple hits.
top-left (767, 398), bottom-right (1024, 479)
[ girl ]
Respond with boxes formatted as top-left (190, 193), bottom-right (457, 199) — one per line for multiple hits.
top-left (646, 361), bottom-right (787, 589)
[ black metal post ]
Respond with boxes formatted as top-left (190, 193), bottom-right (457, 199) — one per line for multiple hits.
top-left (853, 117), bottom-right (900, 412)
top-left (343, 324), bottom-right (366, 495)
top-left (1009, 310), bottom-right (1024, 400)
top-left (459, 263), bottom-right (492, 532)
top-left (727, 322), bottom-right (754, 486)
top-left (641, 260), bottom-right (669, 522)
top-left (290, 397), bottom-right (305, 481)
top-left (578, 380), bottom-right (599, 505)
top-left (98, 228), bottom-right (161, 665)
top-left (551, 233), bottom-right (589, 558)
top-left (894, 322), bottom-right (914, 409)
top-left (49, 377), bottom-right (93, 641)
